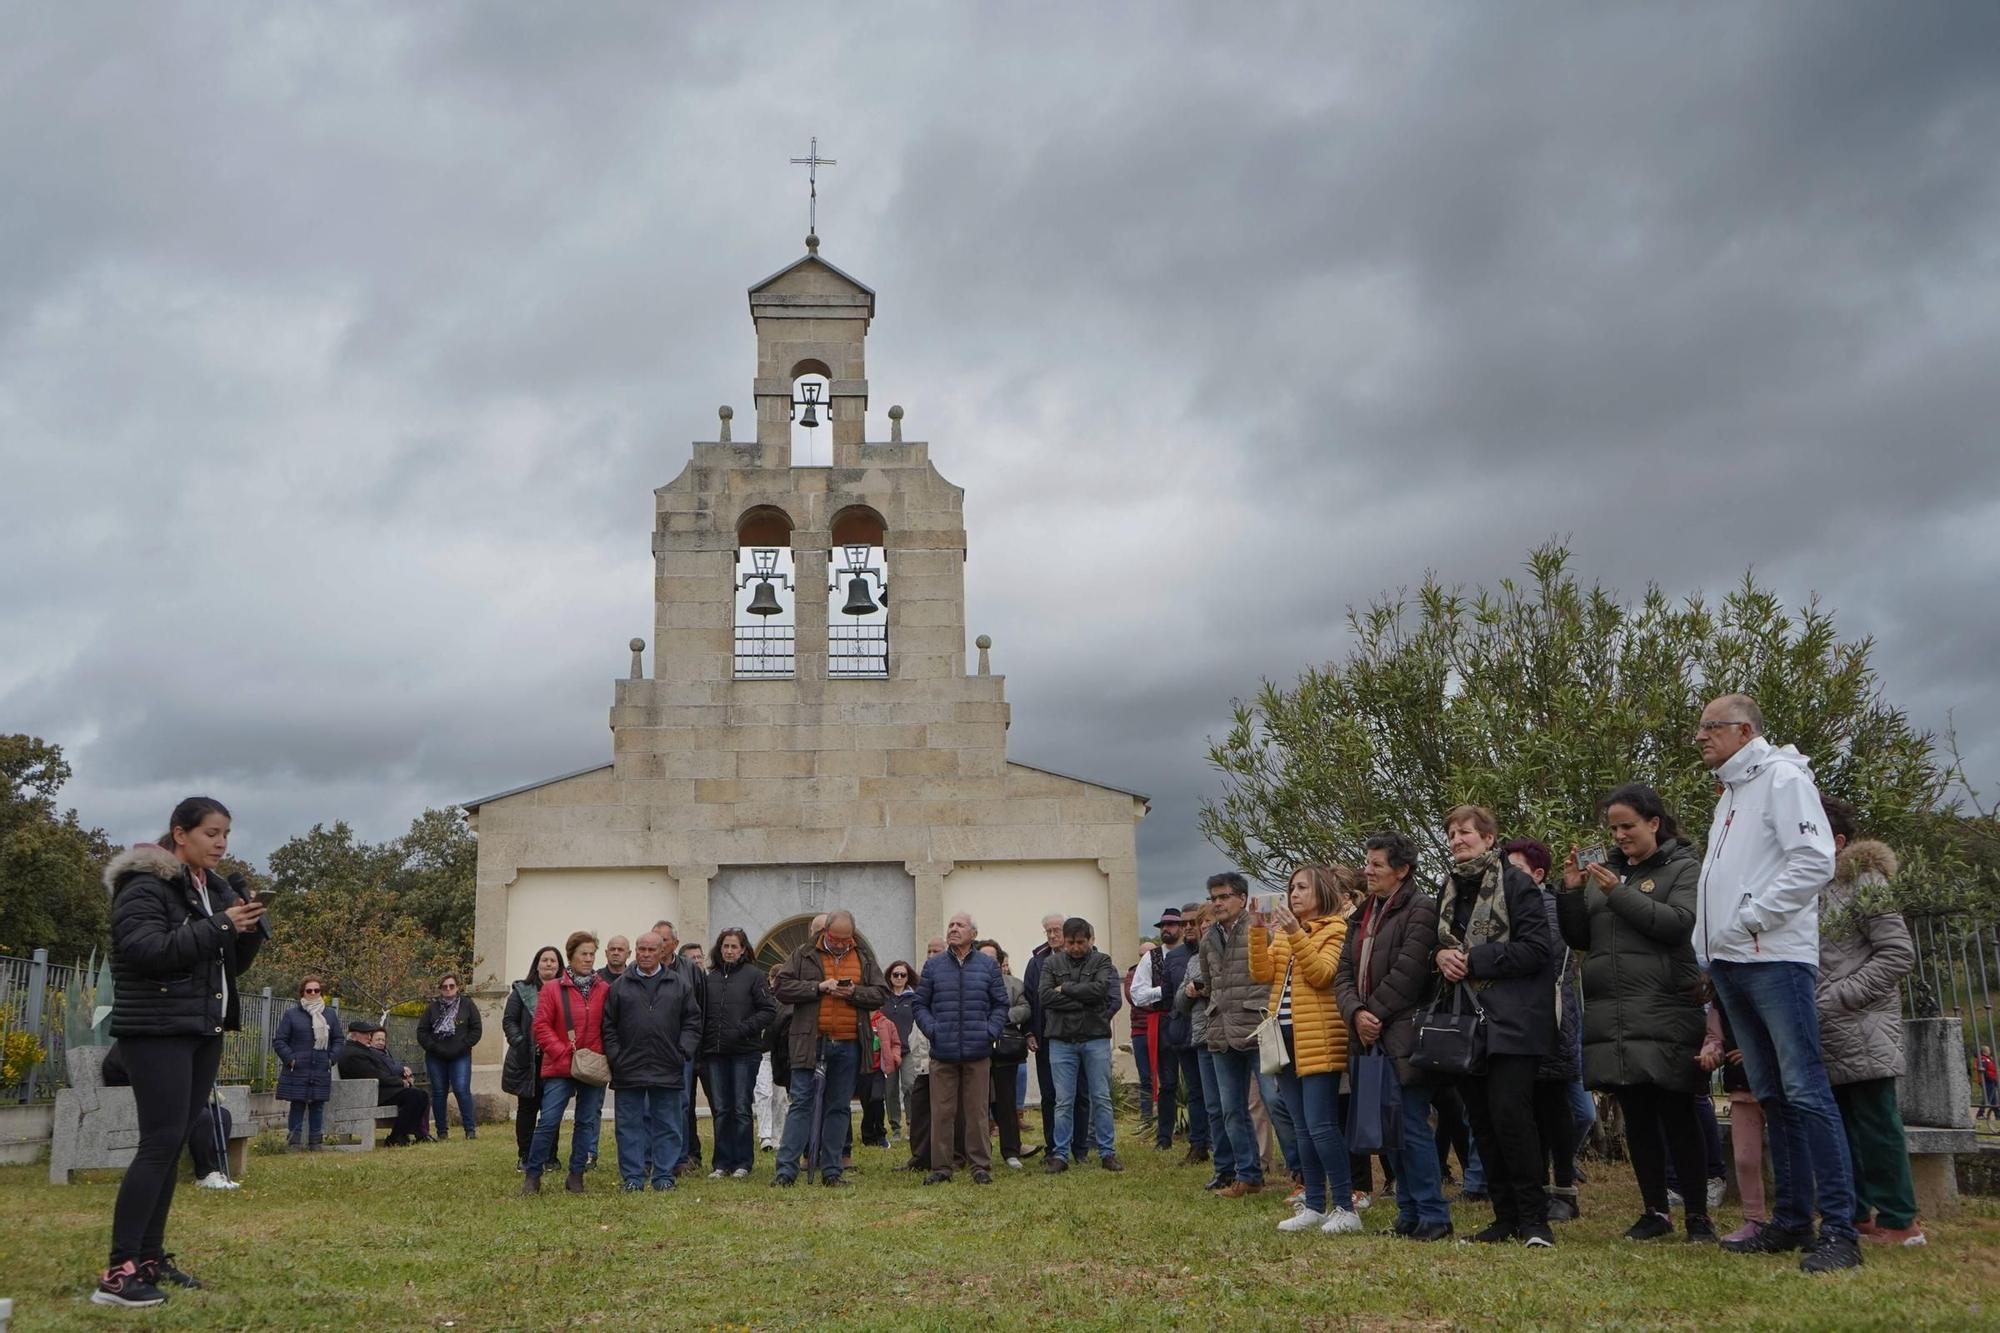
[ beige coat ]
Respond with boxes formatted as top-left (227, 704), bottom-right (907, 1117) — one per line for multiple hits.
top-left (1817, 840), bottom-right (1915, 1086)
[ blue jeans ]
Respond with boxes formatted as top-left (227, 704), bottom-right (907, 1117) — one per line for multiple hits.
top-left (425, 1052), bottom-right (475, 1135)
top-left (706, 1052), bottom-right (760, 1173)
top-left (612, 1084), bottom-right (685, 1188)
top-left (1462, 1135), bottom-right (1487, 1193)
top-left (528, 1076), bottom-right (604, 1176)
top-left (1049, 1038), bottom-right (1116, 1161)
top-left (1568, 1079), bottom-right (1597, 1137)
top-left (1390, 1079), bottom-right (1450, 1226)
top-left (1710, 959), bottom-right (1858, 1241)
top-left (777, 1037), bottom-right (861, 1182)
top-left (1277, 1064), bottom-right (1352, 1214)
top-left (1211, 1046), bottom-right (1263, 1185)
top-left (1262, 1065), bottom-right (1301, 1178)
top-left (1197, 1048), bottom-right (1233, 1176)
top-left (1134, 1027), bottom-right (1155, 1125)
top-left (285, 1099), bottom-right (324, 1140)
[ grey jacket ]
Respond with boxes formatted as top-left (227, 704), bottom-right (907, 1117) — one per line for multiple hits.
top-left (1175, 952), bottom-right (1211, 1046)
top-left (1200, 914), bottom-right (1265, 1052)
top-left (1818, 840), bottom-right (1915, 1086)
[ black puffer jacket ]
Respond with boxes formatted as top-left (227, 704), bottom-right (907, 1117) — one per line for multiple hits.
top-left (501, 981), bottom-right (545, 1097)
top-left (701, 958), bottom-right (777, 1057)
top-left (106, 845), bottom-right (264, 1039)
top-left (1556, 838), bottom-right (1705, 1093)
top-left (601, 965), bottom-right (703, 1089)
top-left (415, 995), bottom-right (483, 1062)
top-left (1535, 886), bottom-right (1583, 1084)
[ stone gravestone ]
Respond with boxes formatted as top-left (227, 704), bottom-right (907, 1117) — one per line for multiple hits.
top-left (1897, 1016), bottom-right (1977, 1217)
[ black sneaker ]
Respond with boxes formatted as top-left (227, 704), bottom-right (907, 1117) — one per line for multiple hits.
top-left (1467, 1221), bottom-right (1515, 1244)
top-left (1800, 1235), bottom-right (1864, 1275)
top-left (93, 1261), bottom-right (167, 1309)
top-left (1520, 1223), bottom-right (1556, 1248)
top-left (145, 1254), bottom-right (201, 1290)
top-left (1624, 1212), bottom-right (1676, 1242)
top-left (620, 1181), bottom-right (645, 1193)
top-left (1203, 1174), bottom-right (1234, 1191)
top-left (1547, 1191), bottom-right (1580, 1222)
top-left (771, 1174), bottom-right (797, 1188)
top-left (1686, 1215), bottom-right (1719, 1244)
top-left (1722, 1221), bottom-right (1811, 1254)
top-left (972, 1169), bottom-right (993, 1184)
top-left (923, 1170), bottom-right (952, 1185)
top-left (1393, 1216), bottom-right (1417, 1236)
top-left (821, 1174), bottom-right (850, 1188)
top-left (1409, 1221), bottom-right (1455, 1242)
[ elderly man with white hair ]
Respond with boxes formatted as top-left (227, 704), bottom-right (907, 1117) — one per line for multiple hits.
top-left (913, 911), bottom-right (1010, 1184)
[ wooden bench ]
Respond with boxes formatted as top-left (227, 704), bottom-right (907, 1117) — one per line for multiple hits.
top-left (49, 1046), bottom-right (252, 1185)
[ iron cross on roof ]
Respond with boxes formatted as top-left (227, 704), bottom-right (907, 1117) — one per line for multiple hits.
top-left (789, 136), bottom-right (837, 242)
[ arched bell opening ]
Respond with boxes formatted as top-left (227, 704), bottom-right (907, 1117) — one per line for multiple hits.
top-left (735, 506), bottom-right (796, 679)
top-left (826, 505), bottom-right (888, 679)
top-left (789, 359), bottom-right (833, 466)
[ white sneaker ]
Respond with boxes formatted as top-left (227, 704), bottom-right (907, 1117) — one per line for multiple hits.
top-left (1278, 1208), bottom-right (1327, 1232)
top-left (1006, 1156), bottom-right (1023, 1170)
top-left (730, 1167), bottom-right (750, 1179)
top-left (1320, 1207), bottom-right (1364, 1235)
top-left (196, 1171), bottom-right (238, 1190)
top-left (708, 1168), bottom-right (726, 1180)
top-left (1706, 1177), bottom-right (1727, 1212)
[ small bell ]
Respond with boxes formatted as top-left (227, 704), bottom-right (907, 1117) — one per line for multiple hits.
top-left (797, 404), bottom-right (820, 430)
top-left (745, 580), bottom-right (783, 616)
top-left (841, 576), bottom-right (878, 617)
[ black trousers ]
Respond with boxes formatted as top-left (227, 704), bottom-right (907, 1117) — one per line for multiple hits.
top-left (516, 1092), bottom-right (563, 1164)
top-left (1616, 1083), bottom-right (1711, 1222)
top-left (109, 1035), bottom-right (223, 1266)
top-left (1458, 1054), bottom-right (1547, 1229)
top-left (1534, 1079), bottom-right (1577, 1188)
top-left (860, 1071), bottom-right (888, 1146)
top-left (1432, 1082), bottom-right (1473, 1177)
top-left (990, 1061), bottom-right (1023, 1159)
top-left (908, 1073), bottom-right (932, 1168)
top-left (381, 1087), bottom-right (430, 1144)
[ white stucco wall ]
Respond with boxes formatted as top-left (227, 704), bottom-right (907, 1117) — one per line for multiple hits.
top-left (942, 860), bottom-right (1110, 975)
top-left (504, 868), bottom-right (680, 981)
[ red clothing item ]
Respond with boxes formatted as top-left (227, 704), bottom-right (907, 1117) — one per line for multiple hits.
top-left (871, 1010), bottom-right (904, 1076)
top-left (532, 971), bottom-right (608, 1081)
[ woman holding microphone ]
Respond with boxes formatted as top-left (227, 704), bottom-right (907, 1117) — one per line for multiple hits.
top-left (94, 797), bottom-right (266, 1308)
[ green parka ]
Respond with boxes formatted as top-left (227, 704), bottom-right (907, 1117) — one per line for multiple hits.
top-left (1555, 838), bottom-right (1706, 1094)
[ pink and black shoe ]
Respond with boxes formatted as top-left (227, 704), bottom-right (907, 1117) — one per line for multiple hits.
top-left (92, 1260), bottom-right (167, 1309)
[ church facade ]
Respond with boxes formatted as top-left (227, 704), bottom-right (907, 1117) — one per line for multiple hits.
top-left (464, 240), bottom-right (1146, 1069)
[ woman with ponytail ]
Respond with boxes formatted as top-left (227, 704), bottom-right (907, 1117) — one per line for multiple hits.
top-left (94, 797), bottom-right (266, 1308)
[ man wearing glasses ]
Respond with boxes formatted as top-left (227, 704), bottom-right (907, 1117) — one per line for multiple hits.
top-left (1692, 693), bottom-right (1857, 1274)
top-left (1200, 872), bottom-right (1268, 1198)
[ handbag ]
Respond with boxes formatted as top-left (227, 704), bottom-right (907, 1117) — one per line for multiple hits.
top-left (1252, 958), bottom-right (1294, 1076)
top-left (559, 984), bottom-right (611, 1087)
top-left (1409, 980), bottom-right (1487, 1077)
top-left (993, 1022), bottom-right (1029, 1064)
top-left (1345, 1046), bottom-right (1403, 1154)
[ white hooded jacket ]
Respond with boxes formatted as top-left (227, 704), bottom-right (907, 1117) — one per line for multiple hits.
top-left (1694, 734), bottom-right (1837, 968)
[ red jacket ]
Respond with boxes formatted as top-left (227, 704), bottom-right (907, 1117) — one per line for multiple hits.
top-left (533, 971), bottom-right (609, 1081)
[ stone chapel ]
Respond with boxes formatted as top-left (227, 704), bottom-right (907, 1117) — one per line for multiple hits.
top-left (464, 237), bottom-right (1147, 1062)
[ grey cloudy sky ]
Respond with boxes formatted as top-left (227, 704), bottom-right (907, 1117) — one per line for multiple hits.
top-left (4, 3), bottom-right (1997, 923)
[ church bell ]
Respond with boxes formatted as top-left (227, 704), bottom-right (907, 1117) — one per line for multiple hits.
top-left (746, 580), bottom-right (784, 616)
top-left (796, 404), bottom-right (820, 430)
top-left (840, 576), bottom-right (878, 617)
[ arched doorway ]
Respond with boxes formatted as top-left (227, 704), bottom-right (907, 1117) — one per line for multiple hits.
top-left (754, 913), bottom-right (875, 972)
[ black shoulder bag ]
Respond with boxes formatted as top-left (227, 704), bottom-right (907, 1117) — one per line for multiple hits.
top-left (1409, 980), bottom-right (1487, 1077)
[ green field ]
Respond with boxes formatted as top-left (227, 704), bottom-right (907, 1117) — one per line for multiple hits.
top-left (4, 1120), bottom-right (1997, 1331)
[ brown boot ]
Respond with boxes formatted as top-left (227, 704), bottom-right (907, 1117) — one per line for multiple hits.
top-left (520, 1173), bottom-right (541, 1196)
top-left (565, 1171), bottom-right (586, 1194)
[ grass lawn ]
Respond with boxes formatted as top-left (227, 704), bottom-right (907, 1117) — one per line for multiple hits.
top-left (5, 1117), bottom-right (2000, 1331)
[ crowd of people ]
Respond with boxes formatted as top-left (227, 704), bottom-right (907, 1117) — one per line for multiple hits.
top-left (90, 691), bottom-right (1931, 1306)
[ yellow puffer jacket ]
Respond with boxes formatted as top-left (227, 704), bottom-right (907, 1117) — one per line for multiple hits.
top-left (1249, 916), bottom-right (1350, 1076)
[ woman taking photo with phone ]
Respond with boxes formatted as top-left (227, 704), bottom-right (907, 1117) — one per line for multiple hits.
top-left (94, 797), bottom-right (266, 1308)
top-left (1555, 783), bottom-right (1712, 1242)
top-left (1251, 865), bottom-right (1361, 1235)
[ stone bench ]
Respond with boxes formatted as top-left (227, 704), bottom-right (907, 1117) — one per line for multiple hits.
top-left (1899, 1017), bottom-right (1977, 1218)
top-left (50, 1046), bottom-right (253, 1186)
top-left (324, 1072), bottom-right (400, 1150)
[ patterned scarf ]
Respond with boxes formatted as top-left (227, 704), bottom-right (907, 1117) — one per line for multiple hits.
top-left (431, 995), bottom-right (461, 1037)
top-left (1436, 848), bottom-right (1511, 991)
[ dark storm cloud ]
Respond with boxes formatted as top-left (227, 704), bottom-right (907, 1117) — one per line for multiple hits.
top-left (3, 3), bottom-right (1995, 920)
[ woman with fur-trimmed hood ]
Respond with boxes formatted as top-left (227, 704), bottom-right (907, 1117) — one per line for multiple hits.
top-left (1816, 797), bottom-right (1923, 1247)
top-left (92, 797), bottom-right (266, 1310)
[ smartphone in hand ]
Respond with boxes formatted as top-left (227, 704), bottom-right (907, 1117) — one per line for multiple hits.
top-left (253, 889), bottom-right (279, 908)
top-left (1577, 846), bottom-right (1609, 869)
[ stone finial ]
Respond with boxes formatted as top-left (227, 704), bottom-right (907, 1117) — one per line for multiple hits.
top-left (888, 404), bottom-right (904, 443)
top-left (629, 638), bottom-right (646, 680)
top-left (975, 634), bottom-right (992, 676)
top-left (806, 232), bottom-right (820, 255)
top-left (718, 405), bottom-right (733, 443)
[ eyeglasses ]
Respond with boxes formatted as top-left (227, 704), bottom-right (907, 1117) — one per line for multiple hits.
top-left (1207, 893), bottom-right (1241, 902)
top-left (302, 988), bottom-right (321, 995)
top-left (1693, 719), bottom-right (1747, 739)
top-left (440, 981), bottom-right (458, 989)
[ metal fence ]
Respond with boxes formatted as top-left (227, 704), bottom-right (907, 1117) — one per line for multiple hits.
top-left (1, 951), bottom-right (430, 1103)
top-left (1902, 911), bottom-right (2000, 1066)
